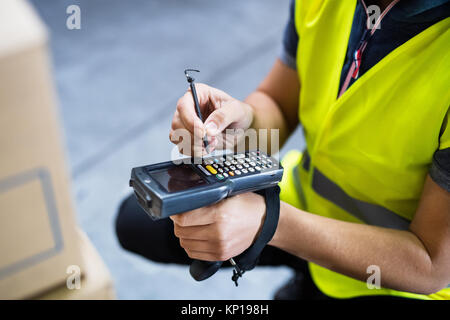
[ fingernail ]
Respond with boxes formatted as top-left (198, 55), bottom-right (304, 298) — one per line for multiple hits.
top-left (205, 122), bottom-right (217, 136)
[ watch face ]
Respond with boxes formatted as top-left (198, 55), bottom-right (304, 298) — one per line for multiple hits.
top-left (149, 164), bottom-right (207, 193)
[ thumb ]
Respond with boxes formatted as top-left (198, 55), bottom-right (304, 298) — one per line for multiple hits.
top-left (203, 101), bottom-right (243, 136)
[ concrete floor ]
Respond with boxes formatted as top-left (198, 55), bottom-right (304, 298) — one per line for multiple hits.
top-left (30, 0), bottom-right (305, 299)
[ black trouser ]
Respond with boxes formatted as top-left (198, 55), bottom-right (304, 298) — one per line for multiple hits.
top-left (115, 194), bottom-right (410, 301)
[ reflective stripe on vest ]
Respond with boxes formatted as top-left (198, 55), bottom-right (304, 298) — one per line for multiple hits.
top-left (297, 152), bottom-right (411, 230)
top-left (312, 168), bottom-right (410, 230)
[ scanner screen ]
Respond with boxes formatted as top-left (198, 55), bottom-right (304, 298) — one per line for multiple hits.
top-left (149, 164), bottom-right (207, 193)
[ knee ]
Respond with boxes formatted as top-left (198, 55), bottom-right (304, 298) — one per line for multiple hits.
top-left (114, 194), bottom-right (188, 264)
top-left (115, 194), bottom-right (140, 252)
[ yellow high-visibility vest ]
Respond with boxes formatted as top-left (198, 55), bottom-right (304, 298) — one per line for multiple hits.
top-left (279, 0), bottom-right (450, 299)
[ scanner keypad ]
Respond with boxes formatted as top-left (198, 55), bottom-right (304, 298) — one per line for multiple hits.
top-left (200, 151), bottom-right (274, 180)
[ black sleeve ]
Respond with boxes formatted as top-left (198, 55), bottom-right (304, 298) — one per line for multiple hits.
top-left (279, 0), bottom-right (299, 69)
top-left (429, 148), bottom-right (450, 192)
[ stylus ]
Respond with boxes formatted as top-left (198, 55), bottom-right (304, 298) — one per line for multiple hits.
top-left (184, 69), bottom-right (209, 152)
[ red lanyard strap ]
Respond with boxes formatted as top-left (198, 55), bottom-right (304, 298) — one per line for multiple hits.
top-left (338, 0), bottom-right (401, 98)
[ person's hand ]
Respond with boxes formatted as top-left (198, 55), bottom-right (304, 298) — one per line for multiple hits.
top-left (170, 192), bottom-right (266, 261)
top-left (169, 83), bottom-right (254, 157)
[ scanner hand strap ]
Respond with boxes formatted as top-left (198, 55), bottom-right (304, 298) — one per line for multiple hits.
top-left (189, 185), bottom-right (281, 285)
top-left (231, 185), bottom-right (281, 285)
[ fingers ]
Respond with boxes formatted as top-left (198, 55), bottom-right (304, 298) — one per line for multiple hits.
top-left (178, 237), bottom-right (232, 262)
top-left (176, 92), bottom-right (206, 137)
top-left (183, 250), bottom-right (230, 262)
top-left (170, 131), bottom-right (203, 157)
top-left (170, 112), bottom-right (209, 157)
top-left (171, 84), bottom-right (216, 156)
top-left (176, 83), bottom-right (220, 134)
top-left (173, 224), bottom-right (214, 241)
top-left (178, 239), bottom-right (221, 253)
top-left (171, 206), bottom-right (224, 242)
top-left (170, 206), bottom-right (218, 227)
top-left (203, 100), bottom-right (244, 137)
top-left (172, 83), bottom-right (233, 135)
top-left (170, 83), bottom-right (242, 155)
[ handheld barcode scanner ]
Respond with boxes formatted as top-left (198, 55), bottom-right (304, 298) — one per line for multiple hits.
top-left (129, 151), bottom-right (283, 284)
top-left (130, 152), bottom-right (282, 219)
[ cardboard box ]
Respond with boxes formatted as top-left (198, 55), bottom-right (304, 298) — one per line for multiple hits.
top-left (0, 0), bottom-right (83, 299)
top-left (37, 230), bottom-right (115, 300)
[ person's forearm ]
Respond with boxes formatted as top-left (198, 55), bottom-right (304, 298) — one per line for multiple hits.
top-left (269, 201), bottom-right (446, 295)
top-left (244, 91), bottom-right (291, 153)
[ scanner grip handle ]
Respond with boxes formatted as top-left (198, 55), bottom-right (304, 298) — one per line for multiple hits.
top-left (189, 260), bottom-right (223, 281)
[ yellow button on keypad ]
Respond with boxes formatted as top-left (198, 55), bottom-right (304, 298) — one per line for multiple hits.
top-left (205, 165), bottom-right (217, 175)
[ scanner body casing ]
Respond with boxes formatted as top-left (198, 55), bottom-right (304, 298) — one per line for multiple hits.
top-left (129, 155), bottom-right (283, 220)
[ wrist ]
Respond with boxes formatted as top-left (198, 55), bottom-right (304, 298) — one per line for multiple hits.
top-left (251, 192), bottom-right (266, 243)
top-left (242, 101), bottom-right (255, 130)
top-left (237, 99), bottom-right (255, 130)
